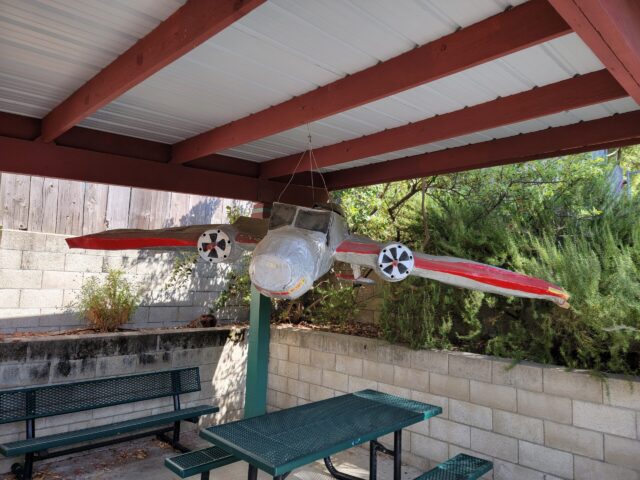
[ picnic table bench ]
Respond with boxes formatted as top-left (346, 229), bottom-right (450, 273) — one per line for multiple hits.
top-left (0, 367), bottom-right (217, 480)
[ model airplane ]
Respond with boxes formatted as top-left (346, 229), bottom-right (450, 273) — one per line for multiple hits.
top-left (66, 202), bottom-right (570, 307)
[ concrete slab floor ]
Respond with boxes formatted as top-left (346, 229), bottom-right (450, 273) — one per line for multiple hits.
top-left (1, 432), bottom-right (423, 480)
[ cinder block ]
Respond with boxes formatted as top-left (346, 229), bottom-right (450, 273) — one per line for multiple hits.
top-left (299, 364), bottom-right (322, 385)
top-left (287, 378), bottom-right (310, 399)
top-left (44, 234), bottom-right (71, 253)
top-left (519, 440), bottom-right (573, 478)
top-left (517, 389), bottom-right (572, 424)
top-left (0, 230), bottom-right (46, 251)
top-left (309, 384), bottom-right (334, 402)
top-left (377, 382), bottom-right (410, 399)
top-left (275, 391), bottom-right (297, 409)
top-left (493, 460), bottom-right (544, 480)
top-left (411, 349), bottom-right (449, 374)
top-left (0, 309), bottom-right (40, 329)
top-left (177, 306), bottom-right (206, 322)
top-left (96, 355), bottom-right (138, 376)
top-left (148, 306), bottom-right (179, 325)
top-left (574, 456), bottom-right (639, 480)
top-left (605, 434), bottom-right (640, 471)
top-left (19, 288), bottom-right (63, 308)
top-left (64, 253), bottom-right (103, 272)
top-left (21, 251), bottom-right (65, 271)
top-left (492, 360), bottom-right (542, 392)
top-left (606, 377), bottom-right (640, 410)
top-left (544, 367), bottom-right (603, 403)
top-left (411, 390), bottom-right (449, 419)
top-left (0, 289), bottom-right (20, 308)
top-left (348, 375), bottom-right (377, 393)
top-left (573, 400), bottom-right (637, 438)
top-left (336, 355), bottom-right (363, 377)
top-left (322, 335), bottom-right (349, 354)
top-left (277, 360), bottom-right (299, 379)
top-left (288, 346), bottom-right (310, 365)
top-left (470, 428), bottom-right (518, 462)
top-left (0, 361), bottom-right (50, 388)
top-left (430, 372), bottom-right (470, 401)
top-left (430, 418), bottom-right (470, 448)
top-left (394, 366), bottom-right (428, 392)
top-left (493, 410), bottom-right (543, 444)
top-left (322, 370), bottom-right (348, 392)
top-left (0, 249), bottom-right (22, 269)
top-left (470, 380), bottom-right (516, 412)
top-left (449, 353), bottom-right (492, 382)
top-left (449, 399), bottom-right (492, 430)
top-left (310, 350), bottom-right (336, 370)
top-left (172, 349), bottom-right (202, 368)
top-left (269, 343), bottom-right (288, 361)
top-left (348, 338), bottom-right (380, 361)
top-left (42, 271), bottom-right (83, 289)
top-left (411, 432), bottom-right (449, 463)
top-left (0, 269), bottom-right (42, 289)
top-left (545, 421), bottom-right (604, 459)
top-left (363, 360), bottom-right (394, 384)
top-left (377, 344), bottom-right (411, 368)
top-left (279, 329), bottom-right (302, 347)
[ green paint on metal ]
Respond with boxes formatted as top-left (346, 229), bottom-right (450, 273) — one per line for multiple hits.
top-left (244, 285), bottom-right (272, 418)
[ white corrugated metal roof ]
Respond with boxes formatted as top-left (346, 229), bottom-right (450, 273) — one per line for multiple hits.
top-left (0, 0), bottom-right (185, 118)
top-left (77, 0), bottom-right (530, 143)
top-left (0, 0), bottom-right (637, 176)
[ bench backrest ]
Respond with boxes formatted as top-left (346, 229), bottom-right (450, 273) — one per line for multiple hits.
top-left (0, 367), bottom-right (202, 424)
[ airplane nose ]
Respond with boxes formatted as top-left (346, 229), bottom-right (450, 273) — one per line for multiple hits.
top-left (251, 254), bottom-right (293, 290)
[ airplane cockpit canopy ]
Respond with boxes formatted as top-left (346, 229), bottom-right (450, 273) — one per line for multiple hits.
top-left (269, 203), bottom-right (331, 234)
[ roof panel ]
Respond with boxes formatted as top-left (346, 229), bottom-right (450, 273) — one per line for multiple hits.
top-left (0, 0), bottom-right (185, 117)
top-left (78, 0), bottom-right (524, 142)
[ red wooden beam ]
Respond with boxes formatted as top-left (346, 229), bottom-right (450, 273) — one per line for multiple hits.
top-left (40, 0), bottom-right (265, 143)
top-left (548, 0), bottom-right (640, 104)
top-left (325, 110), bottom-right (640, 190)
top-left (171, 0), bottom-right (570, 164)
top-left (0, 136), bottom-right (324, 206)
top-left (261, 69), bottom-right (625, 179)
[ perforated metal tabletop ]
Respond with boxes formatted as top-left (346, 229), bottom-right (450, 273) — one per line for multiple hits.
top-left (201, 389), bottom-right (441, 476)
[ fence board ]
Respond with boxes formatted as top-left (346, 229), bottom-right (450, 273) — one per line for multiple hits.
top-left (28, 177), bottom-right (59, 232)
top-left (106, 185), bottom-right (131, 229)
top-left (56, 180), bottom-right (85, 235)
top-left (0, 173), bottom-right (31, 230)
top-left (0, 173), bottom-right (242, 234)
top-left (83, 183), bottom-right (109, 234)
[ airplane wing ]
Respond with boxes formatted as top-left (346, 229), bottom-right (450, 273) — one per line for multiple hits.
top-left (335, 236), bottom-right (570, 307)
top-left (66, 216), bottom-right (268, 251)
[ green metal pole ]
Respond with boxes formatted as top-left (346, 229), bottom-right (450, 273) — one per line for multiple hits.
top-left (244, 284), bottom-right (271, 418)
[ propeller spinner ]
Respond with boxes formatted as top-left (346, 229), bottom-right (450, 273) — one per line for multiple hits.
top-left (376, 243), bottom-right (414, 281)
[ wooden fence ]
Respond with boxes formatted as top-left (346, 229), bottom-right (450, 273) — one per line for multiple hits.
top-left (0, 173), bottom-right (249, 235)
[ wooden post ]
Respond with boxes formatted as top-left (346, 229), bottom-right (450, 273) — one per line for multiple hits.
top-left (244, 202), bottom-right (272, 418)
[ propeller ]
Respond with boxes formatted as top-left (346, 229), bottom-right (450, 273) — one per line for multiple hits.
top-left (377, 243), bottom-right (414, 281)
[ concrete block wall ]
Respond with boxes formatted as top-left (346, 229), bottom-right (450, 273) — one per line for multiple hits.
top-left (267, 327), bottom-right (640, 480)
top-left (0, 229), bottom-right (248, 333)
top-left (0, 327), bottom-right (247, 474)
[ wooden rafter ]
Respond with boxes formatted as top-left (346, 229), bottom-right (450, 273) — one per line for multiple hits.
top-left (548, 0), bottom-right (640, 104)
top-left (40, 0), bottom-right (265, 142)
top-left (325, 110), bottom-right (640, 190)
top-left (261, 69), bottom-right (625, 179)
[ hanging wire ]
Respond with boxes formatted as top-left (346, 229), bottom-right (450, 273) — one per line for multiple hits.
top-left (277, 124), bottom-right (331, 204)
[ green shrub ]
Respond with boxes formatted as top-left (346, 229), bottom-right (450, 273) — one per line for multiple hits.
top-left (76, 270), bottom-right (141, 332)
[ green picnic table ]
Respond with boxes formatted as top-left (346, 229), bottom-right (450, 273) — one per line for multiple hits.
top-left (200, 389), bottom-right (442, 480)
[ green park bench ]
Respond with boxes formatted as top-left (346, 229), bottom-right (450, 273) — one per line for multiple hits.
top-left (0, 367), bottom-right (218, 480)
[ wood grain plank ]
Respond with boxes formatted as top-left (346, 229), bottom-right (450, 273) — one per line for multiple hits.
top-left (56, 180), bottom-right (85, 235)
top-left (83, 183), bottom-right (109, 234)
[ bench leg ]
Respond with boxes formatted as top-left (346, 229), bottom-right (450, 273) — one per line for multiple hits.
top-left (369, 440), bottom-right (377, 480)
top-left (172, 420), bottom-right (181, 446)
top-left (393, 430), bottom-right (401, 480)
top-left (200, 472), bottom-right (210, 480)
top-left (248, 464), bottom-right (258, 480)
top-left (23, 453), bottom-right (34, 480)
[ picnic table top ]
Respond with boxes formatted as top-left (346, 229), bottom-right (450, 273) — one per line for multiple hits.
top-left (200, 389), bottom-right (442, 476)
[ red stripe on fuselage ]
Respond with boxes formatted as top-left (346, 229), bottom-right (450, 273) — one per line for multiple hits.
top-left (336, 240), bottom-right (380, 255)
